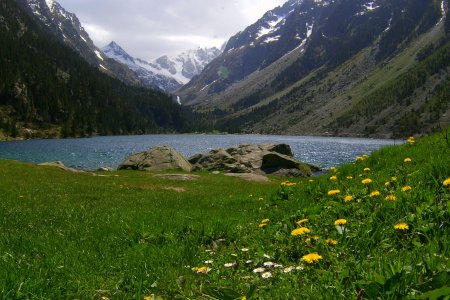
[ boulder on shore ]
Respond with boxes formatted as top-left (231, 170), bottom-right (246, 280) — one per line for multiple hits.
top-left (118, 145), bottom-right (192, 172)
top-left (189, 143), bottom-right (314, 177)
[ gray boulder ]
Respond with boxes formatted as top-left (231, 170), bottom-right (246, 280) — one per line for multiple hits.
top-left (189, 144), bottom-right (313, 177)
top-left (118, 145), bottom-right (192, 172)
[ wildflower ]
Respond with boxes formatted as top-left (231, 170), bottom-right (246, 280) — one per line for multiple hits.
top-left (302, 253), bottom-right (323, 264)
top-left (283, 266), bottom-right (294, 273)
top-left (296, 218), bottom-right (308, 225)
top-left (305, 235), bottom-right (319, 243)
top-left (347, 176), bottom-right (353, 179)
top-left (328, 189), bottom-right (340, 196)
top-left (329, 175), bottom-right (338, 181)
top-left (335, 219), bottom-right (347, 226)
top-left (204, 260), bottom-right (213, 264)
top-left (394, 223), bottom-right (409, 231)
top-left (309, 179), bottom-right (314, 183)
top-left (274, 264), bottom-right (283, 268)
top-left (363, 154), bottom-right (369, 158)
top-left (224, 262), bottom-right (237, 268)
top-left (443, 178), bottom-right (450, 186)
top-left (344, 195), bottom-right (353, 202)
top-left (241, 248), bottom-right (249, 252)
top-left (261, 219), bottom-right (270, 224)
top-left (291, 227), bottom-right (311, 236)
top-left (407, 136), bottom-right (415, 145)
top-left (245, 260), bottom-right (253, 264)
top-left (370, 191), bottom-right (381, 197)
top-left (385, 181), bottom-right (391, 187)
top-left (404, 157), bottom-right (412, 163)
top-left (261, 272), bottom-right (272, 279)
top-left (263, 254), bottom-right (271, 259)
top-left (362, 178), bottom-right (372, 184)
top-left (356, 156), bottom-right (365, 161)
top-left (258, 223), bottom-right (267, 229)
top-left (330, 166), bottom-right (338, 173)
top-left (325, 239), bottom-right (338, 246)
top-left (385, 194), bottom-right (396, 201)
top-left (391, 176), bottom-right (397, 181)
top-left (401, 185), bottom-right (412, 192)
top-left (242, 296), bottom-right (247, 300)
top-left (192, 266), bottom-right (211, 274)
top-left (281, 181), bottom-right (297, 187)
top-left (252, 267), bottom-right (265, 273)
top-left (263, 261), bottom-right (274, 267)
top-left (364, 168), bottom-right (371, 172)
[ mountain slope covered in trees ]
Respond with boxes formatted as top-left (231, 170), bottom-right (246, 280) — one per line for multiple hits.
top-left (0, 0), bottom-right (193, 139)
top-left (178, 0), bottom-right (450, 138)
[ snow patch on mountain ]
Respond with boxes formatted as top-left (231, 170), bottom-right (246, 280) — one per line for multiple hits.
top-left (102, 41), bottom-right (221, 92)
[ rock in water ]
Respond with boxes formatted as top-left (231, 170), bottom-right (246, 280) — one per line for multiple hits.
top-left (189, 144), bottom-right (313, 177)
top-left (118, 145), bottom-right (192, 172)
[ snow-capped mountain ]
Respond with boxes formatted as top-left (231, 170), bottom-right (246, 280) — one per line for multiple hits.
top-left (102, 41), bottom-right (221, 92)
top-left (22, 0), bottom-right (142, 86)
top-left (178, 0), bottom-right (446, 104)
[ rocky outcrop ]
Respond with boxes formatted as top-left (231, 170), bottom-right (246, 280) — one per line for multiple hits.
top-left (118, 145), bottom-right (192, 172)
top-left (38, 161), bottom-right (84, 172)
top-left (189, 144), bottom-right (313, 177)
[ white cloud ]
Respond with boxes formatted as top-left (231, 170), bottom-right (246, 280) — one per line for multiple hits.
top-left (57, 0), bottom-right (287, 60)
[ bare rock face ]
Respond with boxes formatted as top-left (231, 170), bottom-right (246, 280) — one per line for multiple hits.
top-left (118, 145), bottom-right (192, 172)
top-left (189, 144), bottom-right (312, 177)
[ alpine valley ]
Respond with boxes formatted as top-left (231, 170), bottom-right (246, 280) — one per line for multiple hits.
top-left (0, 0), bottom-right (449, 139)
top-left (178, 0), bottom-right (450, 138)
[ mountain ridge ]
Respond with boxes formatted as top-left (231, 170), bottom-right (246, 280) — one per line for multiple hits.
top-left (102, 41), bottom-right (221, 92)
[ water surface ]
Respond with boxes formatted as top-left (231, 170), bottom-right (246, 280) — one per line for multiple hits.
top-left (0, 134), bottom-right (398, 170)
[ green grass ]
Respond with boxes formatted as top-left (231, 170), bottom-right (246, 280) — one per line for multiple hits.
top-left (1, 132), bottom-right (449, 299)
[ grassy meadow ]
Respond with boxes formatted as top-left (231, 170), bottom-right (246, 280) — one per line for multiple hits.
top-left (0, 131), bottom-right (449, 299)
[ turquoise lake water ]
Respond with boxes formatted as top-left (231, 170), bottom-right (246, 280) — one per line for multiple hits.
top-left (0, 134), bottom-right (399, 170)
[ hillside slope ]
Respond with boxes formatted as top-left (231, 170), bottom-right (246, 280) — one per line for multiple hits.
top-left (0, 0), bottom-right (192, 139)
top-left (178, 0), bottom-right (450, 138)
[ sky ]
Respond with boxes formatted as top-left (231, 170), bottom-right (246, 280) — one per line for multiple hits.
top-left (57, 0), bottom-right (287, 60)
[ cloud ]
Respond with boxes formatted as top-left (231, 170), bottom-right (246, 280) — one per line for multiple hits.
top-left (58, 0), bottom-right (286, 60)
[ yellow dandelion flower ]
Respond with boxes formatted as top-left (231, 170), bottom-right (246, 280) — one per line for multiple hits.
top-left (385, 194), bottom-right (396, 201)
top-left (385, 181), bottom-right (391, 187)
top-left (347, 176), bottom-right (353, 179)
top-left (363, 154), bottom-right (369, 158)
top-left (443, 178), bottom-right (450, 186)
top-left (391, 176), bottom-right (397, 181)
top-left (325, 239), bottom-right (338, 246)
top-left (344, 195), bottom-right (353, 202)
top-left (361, 178), bottom-right (372, 184)
top-left (370, 190), bottom-right (381, 197)
top-left (302, 253), bottom-right (323, 264)
top-left (401, 185), bottom-right (412, 192)
top-left (356, 156), bottom-right (365, 161)
top-left (334, 219), bottom-right (347, 226)
top-left (394, 223), bottom-right (409, 231)
top-left (309, 179), bottom-right (314, 183)
top-left (364, 168), bottom-right (371, 172)
top-left (305, 235), bottom-right (319, 243)
top-left (329, 175), bottom-right (338, 180)
top-left (281, 181), bottom-right (297, 187)
top-left (407, 137), bottom-right (415, 145)
top-left (330, 167), bottom-right (338, 172)
top-left (192, 266), bottom-right (211, 274)
top-left (404, 157), bottom-right (412, 163)
top-left (296, 218), bottom-right (308, 225)
top-left (261, 219), bottom-right (270, 224)
top-left (328, 189), bottom-right (340, 196)
top-left (291, 227), bottom-right (311, 236)
top-left (259, 223), bottom-right (268, 228)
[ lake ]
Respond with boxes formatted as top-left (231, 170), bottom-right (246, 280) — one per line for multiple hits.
top-left (0, 134), bottom-right (399, 170)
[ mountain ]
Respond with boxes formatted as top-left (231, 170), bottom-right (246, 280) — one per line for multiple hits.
top-left (102, 42), bottom-right (221, 92)
top-left (178, 0), bottom-right (450, 138)
top-left (20, 0), bottom-right (143, 86)
top-left (0, 0), bottom-right (194, 139)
